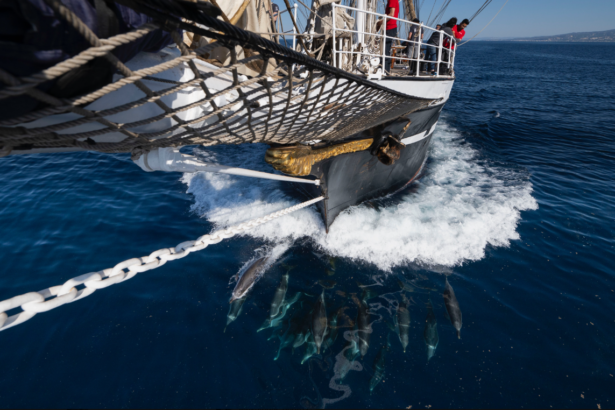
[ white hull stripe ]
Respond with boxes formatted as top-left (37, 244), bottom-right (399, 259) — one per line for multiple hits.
top-left (401, 121), bottom-right (438, 145)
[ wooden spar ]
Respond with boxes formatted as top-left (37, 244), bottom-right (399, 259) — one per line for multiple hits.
top-left (403, 0), bottom-right (417, 21)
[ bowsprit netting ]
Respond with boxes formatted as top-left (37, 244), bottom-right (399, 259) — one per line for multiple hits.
top-left (0, 0), bottom-right (436, 158)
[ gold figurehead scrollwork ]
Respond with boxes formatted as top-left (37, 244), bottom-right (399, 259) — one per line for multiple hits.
top-left (265, 139), bottom-right (374, 176)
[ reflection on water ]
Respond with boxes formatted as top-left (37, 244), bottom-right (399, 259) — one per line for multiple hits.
top-left (224, 248), bottom-right (466, 408)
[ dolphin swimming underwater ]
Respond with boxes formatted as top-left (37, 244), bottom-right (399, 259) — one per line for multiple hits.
top-left (269, 273), bottom-right (289, 319)
top-left (357, 297), bottom-right (371, 358)
top-left (312, 290), bottom-right (328, 354)
top-left (224, 296), bottom-right (247, 332)
top-left (229, 256), bottom-right (268, 303)
top-left (396, 295), bottom-right (410, 353)
top-left (424, 300), bottom-right (439, 360)
top-left (369, 335), bottom-right (391, 393)
top-left (443, 278), bottom-right (462, 339)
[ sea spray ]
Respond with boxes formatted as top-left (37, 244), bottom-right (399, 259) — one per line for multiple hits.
top-left (183, 122), bottom-right (538, 270)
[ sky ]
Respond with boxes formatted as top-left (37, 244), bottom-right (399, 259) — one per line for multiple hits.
top-left (278, 0), bottom-right (615, 39)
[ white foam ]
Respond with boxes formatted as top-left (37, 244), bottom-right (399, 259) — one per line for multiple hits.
top-left (182, 121), bottom-right (538, 270)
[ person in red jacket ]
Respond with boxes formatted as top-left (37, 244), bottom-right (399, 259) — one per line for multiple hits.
top-left (452, 19), bottom-right (469, 48)
top-left (383, 0), bottom-right (399, 74)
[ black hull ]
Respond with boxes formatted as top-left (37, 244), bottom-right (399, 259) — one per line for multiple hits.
top-left (297, 104), bottom-right (444, 231)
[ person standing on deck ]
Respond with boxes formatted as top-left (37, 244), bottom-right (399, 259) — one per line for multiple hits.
top-left (452, 19), bottom-right (469, 47)
top-left (406, 18), bottom-right (423, 75)
top-left (425, 18), bottom-right (456, 75)
top-left (269, 3), bottom-right (280, 43)
top-left (383, 0), bottom-right (399, 74)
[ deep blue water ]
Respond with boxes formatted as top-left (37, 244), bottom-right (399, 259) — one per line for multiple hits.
top-left (1, 42), bottom-right (614, 408)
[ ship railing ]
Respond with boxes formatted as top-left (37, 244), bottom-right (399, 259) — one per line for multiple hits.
top-left (331, 3), bottom-right (456, 78)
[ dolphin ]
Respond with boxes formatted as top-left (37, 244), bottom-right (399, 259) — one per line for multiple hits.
top-left (396, 295), bottom-right (410, 353)
top-left (301, 334), bottom-right (318, 364)
top-left (443, 277), bottom-right (462, 339)
top-left (293, 328), bottom-right (310, 349)
top-left (224, 296), bottom-right (247, 332)
top-left (274, 321), bottom-right (298, 361)
top-left (269, 274), bottom-right (289, 319)
top-left (258, 292), bottom-right (303, 331)
top-left (357, 297), bottom-right (371, 358)
top-left (312, 290), bottom-right (328, 354)
top-left (369, 336), bottom-right (391, 393)
top-left (230, 256), bottom-right (268, 303)
top-left (322, 307), bottom-right (341, 352)
top-left (424, 300), bottom-right (439, 360)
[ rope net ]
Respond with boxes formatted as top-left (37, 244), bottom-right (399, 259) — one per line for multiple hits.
top-left (0, 0), bottom-right (436, 157)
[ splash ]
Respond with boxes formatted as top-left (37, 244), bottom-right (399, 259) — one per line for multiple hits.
top-left (182, 121), bottom-right (538, 270)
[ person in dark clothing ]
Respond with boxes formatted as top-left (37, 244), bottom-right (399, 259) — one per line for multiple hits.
top-left (382, 0), bottom-right (399, 74)
top-left (405, 18), bottom-right (423, 74)
top-left (270, 3), bottom-right (280, 24)
top-left (269, 3), bottom-right (280, 43)
top-left (425, 18), bottom-right (456, 75)
top-left (440, 18), bottom-right (458, 73)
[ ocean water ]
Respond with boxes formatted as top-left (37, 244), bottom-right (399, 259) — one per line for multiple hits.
top-left (0, 42), bottom-right (614, 408)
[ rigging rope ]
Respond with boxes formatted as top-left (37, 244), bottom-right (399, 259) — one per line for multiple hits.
top-left (457, 0), bottom-right (510, 47)
top-left (470, 0), bottom-right (493, 22)
top-left (1, 0), bottom-right (435, 156)
top-left (0, 195), bottom-right (325, 333)
top-left (428, 0), bottom-right (452, 27)
top-left (425, 0), bottom-right (438, 27)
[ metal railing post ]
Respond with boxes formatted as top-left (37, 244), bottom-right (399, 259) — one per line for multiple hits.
top-left (292, 3), bottom-right (297, 52)
top-left (332, 4), bottom-right (337, 68)
top-left (437, 32), bottom-right (442, 76)
top-left (382, 21), bottom-right (386, 75)
top-left (416, 22), bottom-right (422, 77)
top-left (447, 37), bottom-right (452, 73)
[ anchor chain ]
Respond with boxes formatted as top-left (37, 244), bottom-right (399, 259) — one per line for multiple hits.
top-left (0, 196), bottom-right (324, 333)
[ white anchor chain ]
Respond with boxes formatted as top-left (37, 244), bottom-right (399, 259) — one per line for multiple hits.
top-left (0, 196), bottom-right (324, 333)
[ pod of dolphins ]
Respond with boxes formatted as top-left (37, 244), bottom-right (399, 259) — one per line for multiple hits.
top-left (224, 254), bottom-right (465, 393)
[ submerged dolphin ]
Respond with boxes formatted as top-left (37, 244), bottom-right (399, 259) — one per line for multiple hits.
top-left (322, 307), bottom-right (341, 353)
top-left (269, 274), bottom-right (289, 319)
top-left (424, 300), bottom-right (439, 360)
top-left (312, 290), bottom-right (328, 354)
top-left (224, 296), bottom-right (247, 332)
top-left (258, 292), bottom-right (302, 332)
top-left (274, 320), bottom-right (299, 361)
top-left (443, 278), bottom-right (462, 339)
top-left (369, 336), bottom-right (391, 393)
top-left (396, 296), bottom-right (410, 353)
top-left (230, 256), bottom-right (268, 303)
top-left (301, 333), bottom-right (318, 364)
top-left (357, 297), bottom-right (371, 358)
top-left (293, 328), bottom-right (310, 349)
